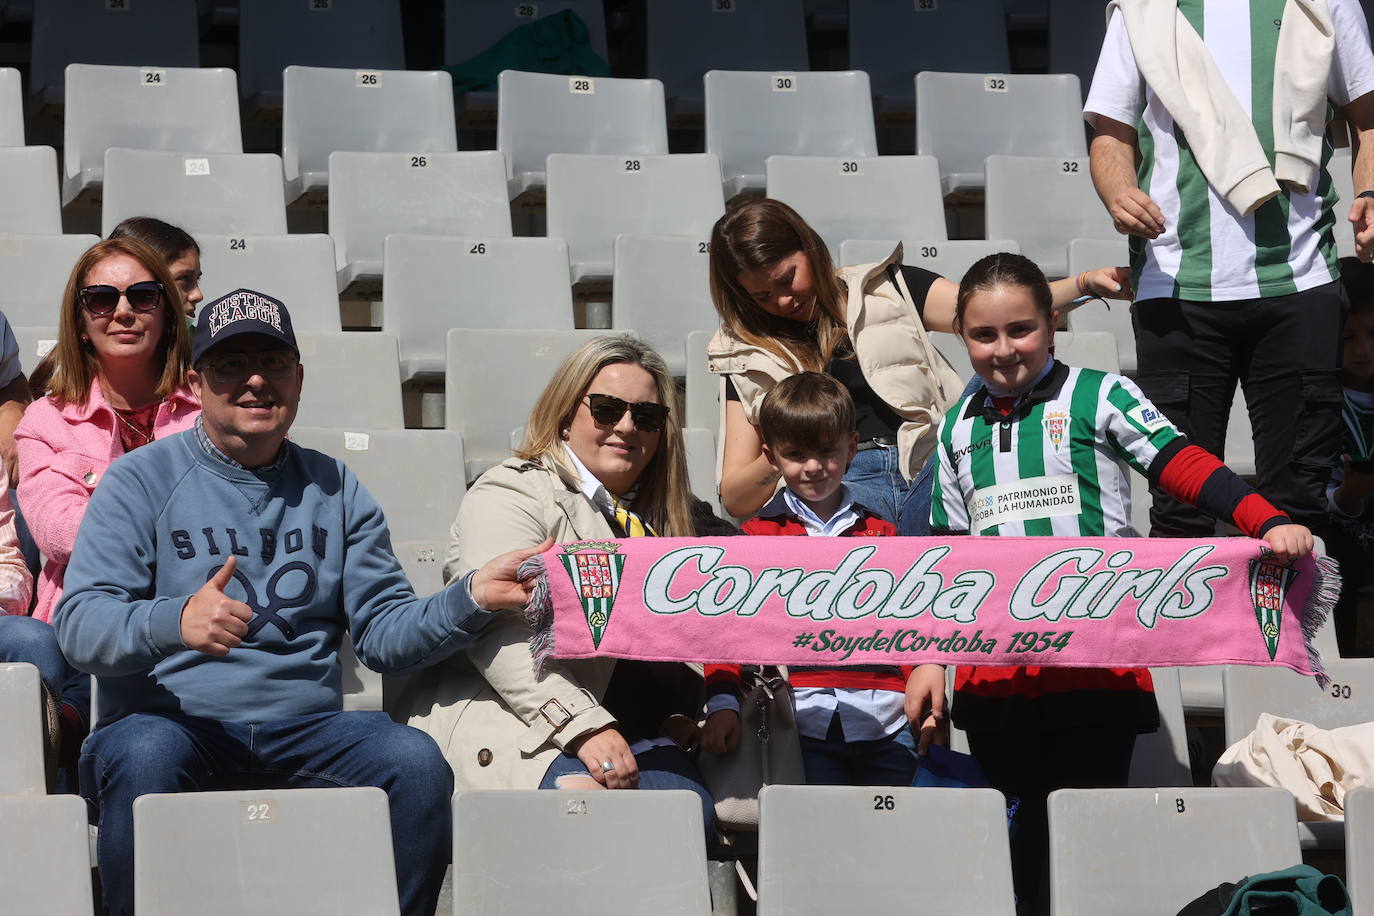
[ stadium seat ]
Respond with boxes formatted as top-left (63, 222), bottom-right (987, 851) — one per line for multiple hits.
top-left (0, 662), bottom-right (46, 795)
top-left (134, 788), bottom-right (399, 916)
top-left (1331, 148), bottom-right (1356, 260)
top-left (1222, 659), bottom-right (1374, 748)
top-left (0, 67), bottom-right (22, 146)
top-left (287, 427), bottom-right (465, 596)
top-left (611, 234), bottom-right (717, 376)
top-left (237, 0), bottom-right (405, 117)
top-left (757, 785), bottom-right (1016, 915)
top-left (328, 150), bottom-right (511, 297)
top-left (196, 234), bottom-right (340, 333)
top-left (338, 633), bottom-right (382, 712)
top-left (443, 0), bottom-right (609, 67)
top-left (704, 69), bottom-right (877, 199)
top-left (545, 153), bottom-right (725, 285)
top-left (0, 146), bottom-right (61, 234)
top-left (764, 155), bottom-right (945, 261)
top-left (29, 0), bottom-right (198, 109)
top-left (848, 0), bottom-right (1011, 116)
top-left (12, 326), bottom-right (58, 376)
top-left (382, 234), bottom-right (574, 381)
top-left (1225, 387), bottom-right (1256, 477)
top-left (281, 66), bottom-right (458, 205)
top-left (293, 333), bottom-right (405, 429)
top-left (446, 328), bottom-right (606, 481)
top-left (63, 64), bottom-right (241, 208)
top-left (1065, 238), bottom-right (1135, 372)
top-left (1047, 787), bottom-right (1301, 915)
top-left (453, 789), bottom-right (710, 914)
top-left (916, 72), bottom-right (1087, 196)
top-left (683, 426), bottom-right (720, 516)
top-left (929, 331), bottom-right (974, 384)
top-left (984, 155), bottom-right (1116, 277)
top-left (1054, 329), bottom-right (1119, 373)
top-left (0, 794), bottom-right (95, 914)
top-left (0, 234), bottom-right (96, 326)
top-left (645, 0), bottom-right (808, 117)
top-left (100, 149), bottom-right (287, 238)
top-left (1348, 787), bottom-right (1373, 916)
top-left (497, 69), bottom-right (668, 200)
top-left (838, 239), bottom-right (1019, 278)
top-left (1048, 0), bottom-right (1109, 102)
top-left (1127, 667), bottom-right (1192, 788)
top-left (685, 329), bottom-right (716, 432)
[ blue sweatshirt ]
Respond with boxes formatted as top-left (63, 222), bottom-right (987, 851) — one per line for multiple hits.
top-left (54, 429), bottom-right (494, 727)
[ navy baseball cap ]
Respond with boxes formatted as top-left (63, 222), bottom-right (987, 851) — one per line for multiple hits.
top-left (192, 289), bottom-right (298, 366)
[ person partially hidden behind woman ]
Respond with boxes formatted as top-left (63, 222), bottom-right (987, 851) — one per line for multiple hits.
top-left (395, 335), bottom-right (729, 835)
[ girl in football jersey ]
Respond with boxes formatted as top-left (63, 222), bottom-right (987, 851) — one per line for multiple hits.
top-left (929, 252), bottom-right (1311, 915)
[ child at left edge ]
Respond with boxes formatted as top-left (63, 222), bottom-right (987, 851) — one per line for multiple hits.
top-left (699, 372), bottom-right (946, 786)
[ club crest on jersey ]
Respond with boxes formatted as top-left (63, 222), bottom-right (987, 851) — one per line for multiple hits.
top-left (557, 541), bottom-right (625, 649)
top-left (1042, 411), bottom-right (1069, 451)
top-left (1249, 552), bottom-right (1295, 661)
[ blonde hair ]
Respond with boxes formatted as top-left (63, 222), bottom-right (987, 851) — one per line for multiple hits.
top-left (516, 335), bottom-right (694, 537)
top-left (37, 237), bottom-right (190, 405)
top-left (708, 197), bottom-right (848, 373)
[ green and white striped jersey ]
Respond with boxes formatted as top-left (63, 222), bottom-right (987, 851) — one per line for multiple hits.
top-left (930, 362), bottom-right (1184, 537)
top-left (1084, 0), bottom-right (1374, 303)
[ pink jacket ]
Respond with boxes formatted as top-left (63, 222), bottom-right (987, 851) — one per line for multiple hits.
top-left (15, 378), bottom-right (199, 622)
top-left (0, 455), bottom-right (32, 614)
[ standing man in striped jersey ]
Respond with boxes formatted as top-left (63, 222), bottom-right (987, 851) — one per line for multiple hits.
top-left (1084, 0), bottom-right (1374, 539)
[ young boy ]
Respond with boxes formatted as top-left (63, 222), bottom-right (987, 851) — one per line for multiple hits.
top-left (700, 372), bottom-right (945, 786)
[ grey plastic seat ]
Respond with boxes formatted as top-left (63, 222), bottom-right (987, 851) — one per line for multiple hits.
top-left (0, 67), bottom-right (22, 146)
top-left (1054, 330), bottom-right (1119, 373)
top-left (645, 0), bottom-right (808, 116)
top-left (0, 234), bottom-right (98, 326)
top-left (196, 234), bottom-right (340, 333)
top-left (849, 0), bottom-right (1010, 116)
top-left (282, 66), bottom-right (457, 204)
top-left (757, 785), bottom-right (1016, 915)
top-left (383, 234), bottom-right (574, 380)
top-left (498, 69), bottom-right (667, 200)
top-left (1127, 667), bottom-right (1191, 787)
top-left (293, 333), bottom-right (404, 429)
top-left (134, 788), bottom-right (399, 916)
top-left (453, 789), bottom-right (710, 915)
top-left (63, 64), bottom-right (241, 207)
top-left (685, 329), bottom-right (716, 432)
top-left (1065, 237), bottom-right (1135, 372)
top-left (839, 239), bottom-right (1019, 277)
top-left (1049, 0), bottom-right (1109, 102)
top-left (704, 69), bottom-right (876, 199)
top-left (0, 146), bottom-right (61, 234)
top-left (985, 155), bottom-right (1116, 277)
top-left (1331, 148), bottom-right (1356, 260)
top-left (546, 153), bottom-right (725, 285)
top-left (238, 0), bottom-right (404, 116)
top-left (288, 428), bottom-right (465, 596)
top-left (682, 426), bottom-right (720, 516)
top-left (1222, 659), bottom-right (1374, 747)
top-left (611, 234), bottom-right (717, 376)
top-left (765, 155), bottom-right (945, 261)
top-left (446, 328), bottom-right (606, 480)
top-left (1225, 386), bottom-right (1257, 477)
top-left (0, 794), bottom-right (95, 914)
top-left (29, 0), bottom-right (198, 109)
top-left (328, 150), bottom-right (511, 297)
top-left (0, 662), bottom-right (46, 795)
top-left (1349, 787), bottom-right (1374, 916)
top-left (337, 633), bottom-right (382, 712)
top-left (12, 326), bottom-right (58, 376)
top-left (101, 149), bottom-right (287, 237)
top-left (1048, 787), bottom-right (1301, 915)
top-left (444, 0), bottom-right (608, 66)
top-left (929, 331), bottom-right (974, 384)
top-left (917, 72), bottom-right (1087, 195)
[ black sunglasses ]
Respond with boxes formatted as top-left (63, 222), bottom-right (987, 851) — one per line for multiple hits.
top-left (584, 393), bottom-right (670, 432)
top-left (79, 281), bottom-right (164, 316)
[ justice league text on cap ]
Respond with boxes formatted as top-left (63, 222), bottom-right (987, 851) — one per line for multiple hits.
top-left (192, 288), bottom-right (298, 366)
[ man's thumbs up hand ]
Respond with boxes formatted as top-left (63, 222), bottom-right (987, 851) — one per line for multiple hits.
top-left (180, 555), bottom-right (255, 656)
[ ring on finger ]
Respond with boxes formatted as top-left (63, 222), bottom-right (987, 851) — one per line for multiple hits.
top-left (600, 760), bottom-right (615, 774)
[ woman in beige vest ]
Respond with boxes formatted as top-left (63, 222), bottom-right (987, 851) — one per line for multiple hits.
top-left (708, 198), bottom-right (1130, 534)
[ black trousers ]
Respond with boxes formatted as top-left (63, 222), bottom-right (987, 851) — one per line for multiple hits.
top-left (1131, 281), bottom-right (1347, 535)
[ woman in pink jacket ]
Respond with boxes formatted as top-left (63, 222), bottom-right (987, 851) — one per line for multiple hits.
top-left (3, 237), bottom-right (197, 770)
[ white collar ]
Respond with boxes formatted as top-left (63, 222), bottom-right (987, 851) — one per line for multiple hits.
top-left (563, 444), bottom-right (614, 511)
top-left (781, 485), bottom-right (861, 537)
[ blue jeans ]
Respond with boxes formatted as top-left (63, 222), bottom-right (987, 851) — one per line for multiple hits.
top-left (799, 718), bottom-right (919, 787)
top-left (0, 614), bottom-right (90, 730)
top-left (80, 710), bottom-right (452, 916)
top-left (844, 446), bottom-right (935, 536)
top-left (539, 745), bottom-right (717, 839)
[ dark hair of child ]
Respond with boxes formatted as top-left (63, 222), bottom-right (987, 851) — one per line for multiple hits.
top-left (1340, 256), bottom-right (1374, 315)
top-left (954, 251), bottom-right (1055, 333)
top-left (758, 370), bottom-right (856, 451)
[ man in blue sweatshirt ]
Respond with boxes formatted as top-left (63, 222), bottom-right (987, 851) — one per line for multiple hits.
top-left (54, 289), bottom-right (547, 916)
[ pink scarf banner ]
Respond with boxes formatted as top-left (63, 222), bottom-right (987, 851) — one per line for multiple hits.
top-left (520, 537), bottom-right (1338, 683)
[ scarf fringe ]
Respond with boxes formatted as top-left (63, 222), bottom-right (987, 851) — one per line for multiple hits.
top-left (1300, 553), bottom-right (1341, 688)
top-left (518, 555), bottom-right (555, 677)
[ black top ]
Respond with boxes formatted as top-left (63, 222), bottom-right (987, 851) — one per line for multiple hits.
top-left (724, 264), bottom-right (940, 442)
